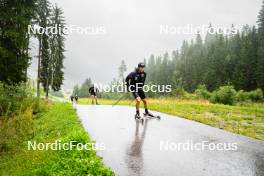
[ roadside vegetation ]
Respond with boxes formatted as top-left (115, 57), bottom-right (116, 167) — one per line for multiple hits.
top-left (1, 1), bottom-right (112, 174)
top-left (0, 83), bottom-right (113, 175)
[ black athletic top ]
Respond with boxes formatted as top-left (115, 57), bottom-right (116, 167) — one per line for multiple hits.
top-left (89, 86), bottom-right (98, 95)
top-left (125, 69), bottom-right (147, 90)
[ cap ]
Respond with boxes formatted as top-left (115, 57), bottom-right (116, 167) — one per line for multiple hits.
top-left (138, 62), bottom-right (145, 68)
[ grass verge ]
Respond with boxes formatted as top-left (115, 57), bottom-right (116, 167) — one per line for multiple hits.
top-left (79, 98), bottom-right (264, 140)
top-left (0, 102), bottom-right (113, 176)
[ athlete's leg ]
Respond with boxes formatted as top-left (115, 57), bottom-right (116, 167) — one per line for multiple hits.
top-left (142, 98), bottom-right (150, 115)
top-left (142, 98), bottom-right (148, 110)
top-left (138, 90), bottom-right (148, 114)
top-left (91, 95), bottom-right (94, 104)
top-left (135, 96), bottom-right (141, 115)
top-left (95, 96), bottom-right (98, 104)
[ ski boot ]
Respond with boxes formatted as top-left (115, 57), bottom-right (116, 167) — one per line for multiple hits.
top-left (135, 113), bottom-right (144, 123)
top-left (144, 112), bottom-right (161, 119)
top-left (144, 112), bottom-right (154, 117)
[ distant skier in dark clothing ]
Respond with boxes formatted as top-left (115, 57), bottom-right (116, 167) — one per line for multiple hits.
top-left (75, 95), bottom-right (79, 103)
top-left (125, 62), bottom-right (153, 120)
top-left (70, 95), bottom-right (74, 103)
top-left (89, 85), bottom-right (99, 105)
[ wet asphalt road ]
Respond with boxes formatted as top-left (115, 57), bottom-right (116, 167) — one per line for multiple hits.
top-left (76, 105), bottom-right (264, 176)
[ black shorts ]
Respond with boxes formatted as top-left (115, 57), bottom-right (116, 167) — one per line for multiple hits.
top-left (90, 92), bottom-right (96, 96)
top-left (132, 89), bottom-right (146, 99)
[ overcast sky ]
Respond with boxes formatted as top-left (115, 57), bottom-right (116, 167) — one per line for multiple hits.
top-left (28, 0), bottom-right (262, 89)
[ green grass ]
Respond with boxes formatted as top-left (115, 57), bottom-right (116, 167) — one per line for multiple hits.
top-left (79, 98), bottom-right (264, 140)
top-left (0, 103), bottom-right (113, 176)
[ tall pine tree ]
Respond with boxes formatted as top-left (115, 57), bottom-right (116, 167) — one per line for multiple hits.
top-left (50, 4), bottom-right (66, 92)
top-left (0, 0), bottom-right (36, 84)
top-left (257, 0), bottom-right (264, 91)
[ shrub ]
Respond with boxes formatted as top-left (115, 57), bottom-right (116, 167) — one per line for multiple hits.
top-left (0, 82), bottom-right (49, 151)
top-left (210, 86), bottom-right (237, 105)
top-left (236, 89), bottom-right (263, 102)
top-left (0, 82), bottom-right (49, 117)
top-left (248, 88), bottom-right (263, 102)
top-left (0, 108), bottom-right (35, 152)
top-left (0, 82), bottom-right (32, 116)
top-left (173, 88), bottom-right (186, 97)
top-left (195, 84), bottom-right (211, 99)
top-left (236, 90), bottom-right (249, 102)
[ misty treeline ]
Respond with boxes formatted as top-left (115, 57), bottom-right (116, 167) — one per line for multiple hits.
top-left (0, 0), bottom-right (66, 98)
top-left (72, 60), bottom-right (128, 98)
top-left (72, 78), bottom-right (93, 98)
top-left (145, 2), bottom-right (264, 93)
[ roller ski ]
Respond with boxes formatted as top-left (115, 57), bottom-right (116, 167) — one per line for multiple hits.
top-left (135, 113), bottom-right (144, 123)
top-left (143, 112), bottom-right (161, 120)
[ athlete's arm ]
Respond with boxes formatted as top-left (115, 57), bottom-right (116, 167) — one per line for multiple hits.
top-left (125, 72), bottom-right (134, 88)
top-left (125, 72), bottom-right (132, 84)
top-left (126, 72), bottom-right (138, 92)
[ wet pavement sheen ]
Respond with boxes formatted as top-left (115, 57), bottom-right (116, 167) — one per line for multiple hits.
top-left (76, 105), bottom-right (264, 176)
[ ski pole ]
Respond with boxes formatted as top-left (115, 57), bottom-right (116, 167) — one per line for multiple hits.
top-left (112, 93), bottom-right (127, 107)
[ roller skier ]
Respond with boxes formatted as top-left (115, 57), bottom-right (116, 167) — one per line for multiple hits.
top-left (89, 85), bottom-right (99, 105)
top-left (125, 62), bottom-right (157, 121)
